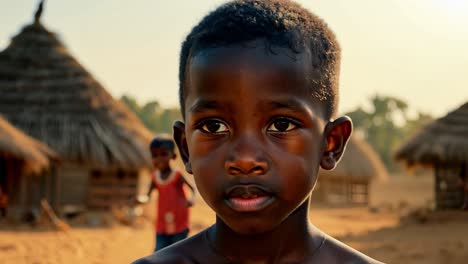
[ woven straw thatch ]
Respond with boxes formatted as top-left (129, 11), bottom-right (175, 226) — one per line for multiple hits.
top-left (0, 16), bottom-right (153, 169)
top-left (319, 134), bottom-right (388, 181)
top-left (0, 115), bottom-right (56, 173)
top-left (395, 102), bottom-right (468, 167)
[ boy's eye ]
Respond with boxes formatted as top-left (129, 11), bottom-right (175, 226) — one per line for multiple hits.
top-left (267, 118), bottom-right (297, 132)
top-left (200, 120), bottom-right (229, 134)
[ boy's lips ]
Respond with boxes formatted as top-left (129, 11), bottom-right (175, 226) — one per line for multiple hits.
top-left (224, 185), bottom-right (275, 212)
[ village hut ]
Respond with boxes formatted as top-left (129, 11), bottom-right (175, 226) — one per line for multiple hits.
top-left (314, 134), bottom-right (388, 205)
top-left (0, 115), bottom-right (57, 217)
top-left (395, 102), bottom-right (468, 209)
top-left (0, 115), bottom-right (55, 174)
top-left (0, 2), bottom-right (153, 214)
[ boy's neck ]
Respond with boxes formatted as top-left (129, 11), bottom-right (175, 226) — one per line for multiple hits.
top-left (207, 199), bottom-right (323, 263)
top-left (158, 167), bottom-right (173, 179)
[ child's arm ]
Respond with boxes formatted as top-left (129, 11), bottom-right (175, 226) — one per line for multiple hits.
top-left (147, 180), bottom-right (156, 197)
top-left (181, 176), bottom-right (196, 207)
top-left (136, 181), bottom-right (156, 204)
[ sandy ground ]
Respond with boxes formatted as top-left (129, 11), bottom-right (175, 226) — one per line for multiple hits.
top-left (1, 173), bottom-right (467, 264)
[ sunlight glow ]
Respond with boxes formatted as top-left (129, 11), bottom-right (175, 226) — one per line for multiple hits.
top-left (431, 0), bottom-right (468, 14)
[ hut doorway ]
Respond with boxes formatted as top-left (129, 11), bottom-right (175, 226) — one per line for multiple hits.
top-left (0, 157), bottom-right (22, 218)
top-left (0, 157), bottom-right (44, 219)
top-left (0, 157), bottom-right (6, 192)
top-left (56, 164), bottom-right (89, 209)
top-left (0, 157), bottom-right (7, 217)
top-left (435, 163), bottom-right (464, 209)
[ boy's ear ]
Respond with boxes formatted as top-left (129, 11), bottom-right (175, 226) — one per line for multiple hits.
top-left (320, 116), bottom-right (352, 170)
top-left (173, 121), bottom-right (192, 174)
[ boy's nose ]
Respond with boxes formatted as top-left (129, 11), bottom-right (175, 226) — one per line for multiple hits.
top-left (225, 134), bottom-right (269, 176)
top-left (225, 158), bottom-right (269, 176)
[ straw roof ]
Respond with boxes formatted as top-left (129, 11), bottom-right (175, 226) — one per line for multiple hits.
top-left (319, 134), bottom-right (388, 181)
top-left (0, 115), bottom-right (56, 173)
top-left (395, 102), bottom-right (468, 167)
top-left (0, 6), bottom-right (153, 169)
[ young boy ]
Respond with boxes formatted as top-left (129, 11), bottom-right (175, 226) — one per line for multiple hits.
top-left (144, 137), bottom-right (196, 251)
top-left (135, 0), bottom-right (382, 263)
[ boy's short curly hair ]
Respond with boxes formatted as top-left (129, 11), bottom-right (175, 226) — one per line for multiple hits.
top-left (179, 0), bottom-right (341, 120)
top-left (149, 137), bottom-right (175, 153)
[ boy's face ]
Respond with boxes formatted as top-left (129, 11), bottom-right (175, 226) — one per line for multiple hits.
top-left (175, 40), bottom-right (350, 234)
top-left (150, 147), bottom-right (175, 171)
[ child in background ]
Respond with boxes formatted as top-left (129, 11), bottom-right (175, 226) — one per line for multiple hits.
top-left (144, 137), bottom-right (196, 251)
top-left (135, 0), bottom-right (382, 263)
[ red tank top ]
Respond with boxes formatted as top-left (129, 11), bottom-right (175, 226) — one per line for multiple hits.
top-left (152, 170), bottom-right (189, 234)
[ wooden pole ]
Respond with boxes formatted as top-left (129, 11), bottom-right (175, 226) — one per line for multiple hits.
top-left (18, 161), bottom-right (27, 210)
top-left (40, 199), bottom-right (70, 231)
top-left (34, 0), bottom-right (45, 24)
top-left (53, 166), bottom-right (62, 215)
top-left (44, 169), bottom-right (51, 205)
top-left (434, 163), bottom-right (440, 210)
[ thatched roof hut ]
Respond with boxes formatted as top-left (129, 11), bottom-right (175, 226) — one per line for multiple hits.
top-left (0, 6), bottom-right (152, 169)
top-left (395, 102), bottom-right (468, 209)
top-left (315, 134), bottom-right (388, 205)
top-left (0, 3), bottom-right (154, 212)
top-left (0, 115), bottom-right (56, 219)
top-left (0, 115), bottom-right (56, 174)
top-left (395, 102), bottom-right (468, 167)
top-left (320, 134), bottom-right (388, 181)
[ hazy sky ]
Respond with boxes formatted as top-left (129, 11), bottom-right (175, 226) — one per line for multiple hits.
top-left (1, 0), bottom-right (467, 118)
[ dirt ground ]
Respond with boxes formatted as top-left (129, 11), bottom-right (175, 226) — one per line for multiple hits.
top-left (1, 173), bottom-right (467, 264)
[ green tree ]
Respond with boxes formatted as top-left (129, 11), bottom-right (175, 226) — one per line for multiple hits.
top-left (346, 95), bottom-right (432, 172)
top-left (402, 112), bottom-right (432, 136)
top-left (158, 108), bottom-right (182, 134)
top-left (121, 95), bottom-right (140, 113)
top-left (139, 101), bottom-right (161, 132)
top-left (120, 94), bottom-right (182, 134)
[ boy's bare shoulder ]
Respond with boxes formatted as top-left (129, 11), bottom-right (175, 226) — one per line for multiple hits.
top-left (132, 229), bottom-right (384, 264)
top-left (131, 234), bottom-right (202, 264)
top-left (132, 252), bottom-right (192, 264)
top-left (317, 234), bottom-right (385, 264)
top-left (131, 230), bottom-right (222, 264)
